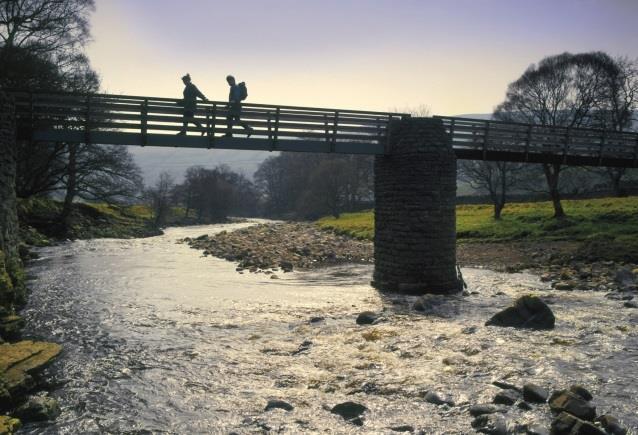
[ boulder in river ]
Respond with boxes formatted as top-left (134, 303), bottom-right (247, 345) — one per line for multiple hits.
top-left (356, 311), bottom-right (379, 325)
top-left (551, 411), bottom-right (605, 435)
top-left (485, 295), bottom-right (555, 330)
top-left (549, 390), bottom-right (596, 421)
top-left (14, 395), bottom-right (61, 421)
top-left (330, 401), bottom-right (367, 426)
top-left (568, 385), bottom-right (593, 401)
top-left (596, 414), bottom-right (628, 435)
top-left (264, 399), bottom-right (294, 412)
top-left (523, 383), bottom-right (549, 403)
top-left (423, 391), bottom-right (454, 406)
top-left (493, 389), bottom-right (518, 406)
top-left (471, 414), bottom-right (509, 435)
top-left (469, 404), bottom-right (501, 417)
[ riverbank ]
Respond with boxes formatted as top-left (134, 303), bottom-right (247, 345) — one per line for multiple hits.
top-left (183, 218), bottom-right (637, 296)
top-left (17, 198), bottom-right (162, 245)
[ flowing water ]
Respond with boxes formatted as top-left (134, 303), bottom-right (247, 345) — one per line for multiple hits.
top-left (19, 222), bottom-right (638, 434)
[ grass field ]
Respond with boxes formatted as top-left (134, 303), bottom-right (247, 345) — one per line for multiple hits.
top-left (317, 197), bottom-right (638, 261)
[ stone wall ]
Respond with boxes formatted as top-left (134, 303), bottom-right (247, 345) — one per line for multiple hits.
top-left (373, 117), bottom-right (460, 294)
top-left (0, 88), bottom-right (25, 314)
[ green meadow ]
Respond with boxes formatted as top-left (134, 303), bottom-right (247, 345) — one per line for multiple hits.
top-left (317, 196), bottom-right (638, 261)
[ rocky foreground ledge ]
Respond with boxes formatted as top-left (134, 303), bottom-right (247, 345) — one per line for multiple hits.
top-left (0, 341), bottom-right (62, 434)
top-left (181, 222), bottom-right (373, 276)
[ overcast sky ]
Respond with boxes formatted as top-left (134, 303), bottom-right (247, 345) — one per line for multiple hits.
top-left (87, 0), bottom-right (638, 116)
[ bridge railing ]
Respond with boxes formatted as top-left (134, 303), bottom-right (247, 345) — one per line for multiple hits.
top-left (435, 116), bottom-right (638, 166)
top-left (11, 91), bottom-right (408, 151)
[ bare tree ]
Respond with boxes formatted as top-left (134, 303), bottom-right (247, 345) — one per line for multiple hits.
top-left (146, 172), bottom-right (175, 227)
top-left (593, 56), bottom-right (638, 196)
top-left (458, 160), bottom-right (525, 219)
top-left (0, 0), bottom-right (94, 56)
top-left (494, 52), bottom-right (621, 218)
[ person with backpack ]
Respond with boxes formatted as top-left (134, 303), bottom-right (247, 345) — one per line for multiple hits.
top-left (225, 75), bottom-right (253, 137)
top-left (177, 73), bottom-right (208, 136)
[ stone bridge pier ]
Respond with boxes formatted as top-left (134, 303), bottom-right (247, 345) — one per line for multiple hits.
top-left (372, 117), bottom-right (461, 294)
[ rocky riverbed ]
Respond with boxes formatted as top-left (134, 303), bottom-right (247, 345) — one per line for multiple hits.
top-left (181, 222), bottom-right (374, 277)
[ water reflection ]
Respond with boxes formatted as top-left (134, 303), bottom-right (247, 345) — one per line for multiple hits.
top-left (19, 223), bottom-right (638, 433)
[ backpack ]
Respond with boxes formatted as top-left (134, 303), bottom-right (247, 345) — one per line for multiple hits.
top-left (238, 82), bottom-right (248, 101)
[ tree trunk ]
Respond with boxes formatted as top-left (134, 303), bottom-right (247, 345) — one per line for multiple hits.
top-left (543, 163), bottom-right (565, 218)
top-left (60, 143), bottom-right (77, 227)
top-left (493, 202), bottom-right (503, 220)
top-left (607, 167), bottom-right (626, 197)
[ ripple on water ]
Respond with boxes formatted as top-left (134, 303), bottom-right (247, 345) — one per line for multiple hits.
top-left (18, 223), bottom-right (638, 433)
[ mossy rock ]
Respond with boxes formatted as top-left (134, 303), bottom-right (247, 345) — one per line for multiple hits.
top-left (0, 415), bottom-right (21, 434)
top-left (0, 250), bottom-right (26, 312)
top-left (0, 316), bottom-right (24, 342)
top-left (0, 341), bottom-right (62, 394)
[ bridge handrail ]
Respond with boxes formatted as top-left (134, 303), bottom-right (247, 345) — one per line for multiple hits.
top-left (8, 89), bottom-right (410, 118)
top-left (435, 115), bottom-right (638, 167)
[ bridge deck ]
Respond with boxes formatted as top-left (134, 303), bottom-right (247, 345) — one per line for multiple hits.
top-left (11, 91), bottom-right (638, 168)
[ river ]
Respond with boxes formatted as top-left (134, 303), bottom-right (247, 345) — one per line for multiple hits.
top-left (19, 222), bottom-right (638, 434)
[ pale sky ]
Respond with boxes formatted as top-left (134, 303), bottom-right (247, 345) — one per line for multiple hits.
top-left (87, 0), bottom-right (638, 116)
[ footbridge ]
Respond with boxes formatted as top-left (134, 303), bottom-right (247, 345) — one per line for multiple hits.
top-left (9, 91), bottom-right (638, 168)
top-left (4, 90), bottom-right (638, 295)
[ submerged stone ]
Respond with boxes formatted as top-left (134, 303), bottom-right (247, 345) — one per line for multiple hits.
top-left (389, 424), bottom-right (415, 432)
top-left (485, 295), bottom-right (555, 330)
top-left (330, 401), bottom-right (367, 425)
top-left (356, 311), bottom-right (378, 325)
top-left (264, 399), bottom-right (294, 412)
top-left (424, 391), bottom-right (454, 406)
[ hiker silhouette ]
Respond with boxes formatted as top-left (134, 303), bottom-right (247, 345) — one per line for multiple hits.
top-left (225, 75), bottom-right (253, 137)
top-left (177, 74), bottom-right (208, 136)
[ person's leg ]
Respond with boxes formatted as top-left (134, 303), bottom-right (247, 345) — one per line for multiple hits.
top-left (225, 114), bottom-right (235, 137)
top-left (239, 119), bottom-right (253, 137)
top-left (234, 104), bottom-right (253, 137)
top-left (178, 111), bottom-right (187, 134)
top-left (178, 111), bottom-right (193, 134)
top-left (190, 115), bottom-right (205, 135)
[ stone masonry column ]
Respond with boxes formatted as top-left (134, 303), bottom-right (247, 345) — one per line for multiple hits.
top-left (372, 117), bottom-right (460, 294)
